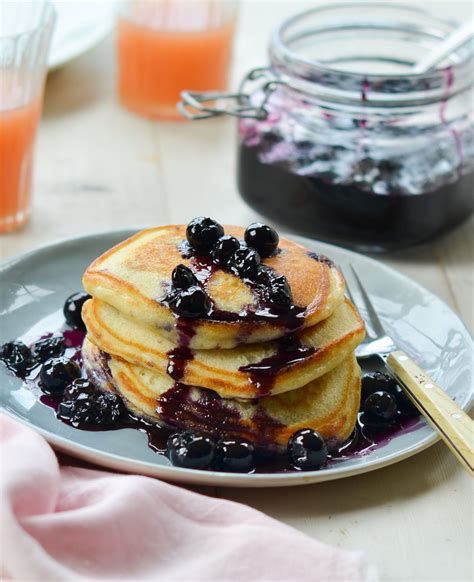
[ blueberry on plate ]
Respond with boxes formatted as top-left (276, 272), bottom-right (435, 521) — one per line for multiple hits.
top-left (229, 247), bottom-right (261, 277)
top-left (269, 275), bottom-right (293, 307)
top-left (244, 223), bottom-right (279, 257)
top-left (363, 390), bottom-right (398, 424)
top-left (63, 292), bottom-right (91, 331)
top-left (31, 336), bottom-right (65, 363)
top-left (171, 264), bottom-right (198, 290)
top-left (0, 341), bottom-right (36, 377)
top-left (170, 286), bottom-right (211, 318)
top-left (216, 439), bottom-right (255, 472)
top-left (186, 217), bottom-right (224, 253)
top-left (63, 377), bottom-right (96, 399)
top-left (167, 432), bottom-right (216, 470)
top-left (288, 428), bottom-right (328, 471)
top-left (58, 380), bottom-right (124, 427)
top-left (39, 357), bottom-right (81, 394)
top-left (361, 371), bottom-right (397, 401)
top-left (211, 235), bottom-right (240, 267)
top-left (392, 384), bottom-right (419, 417)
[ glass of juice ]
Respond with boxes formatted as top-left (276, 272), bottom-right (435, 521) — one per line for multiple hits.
top-left (0, 2), bottom-right (56, 233)
top-left (117, 0), bottom-right (238, 120)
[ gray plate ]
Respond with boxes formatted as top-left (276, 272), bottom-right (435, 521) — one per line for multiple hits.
top-left (1, 229), bottom-right (472, 487)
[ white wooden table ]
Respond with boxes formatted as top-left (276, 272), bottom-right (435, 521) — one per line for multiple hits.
top-left (1, 2), bottom-right (472, 581)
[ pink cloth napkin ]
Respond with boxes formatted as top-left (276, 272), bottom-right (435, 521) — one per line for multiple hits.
top-left (1, 414), bottom-right (376, 581)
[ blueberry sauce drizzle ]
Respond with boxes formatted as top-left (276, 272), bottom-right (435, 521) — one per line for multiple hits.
top-left (163, 237), bottom-right (314, 396)
top-left (156, 383), bottom-right (285, 451)
top-left (239, 338), bottom-right (316, 396)
top-left (164, 256), bottom-right (314, 396)
top-left (307, 252), bottom-right (335, 268)
top-left (165, 240), bottom-right (307, 330)
top-left (166, 319), bottom-right (196, 382)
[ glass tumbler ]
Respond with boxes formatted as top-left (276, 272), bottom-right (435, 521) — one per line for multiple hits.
top-left (0, 1), bottom-right (55, 233)
top-left (117, 0), bottom-right (238, 120)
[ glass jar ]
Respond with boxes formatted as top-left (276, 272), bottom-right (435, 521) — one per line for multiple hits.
top-left (181, 3), bottom-right (474, 252)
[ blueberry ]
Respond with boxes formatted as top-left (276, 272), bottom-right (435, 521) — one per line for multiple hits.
top-left (170, 286), bottom-right (211, 318)
top-left (288, 429), bottom-right (328, 471)
top-left (216, 439), bottom-right (255, 472)
top-left (261, 130), bottom-right (282, 146)
top-left (58, 383), bottom-right (124, 427)
top-left (363, 390), bottom-right (398, 422)
top-left (253, 265), bottom-right (274, 286)
top-left (392, 384), bottom-right (419, 417)
top-left (63, 292), bottom-right (91, 331)
top-left (31, 336), bottom-right (65, 362)
top-left (0, 342), bottom-right (37, 378)
top-left (295, 139), bottom-right (314, 150)
top-left (171, 264), bottom-right (198, 290)
top-left (244, 223), bottom-right (279, 257)
top-left (63, 378), bottom-right (96, 399)
top-left (361, 371), bottom-right (397, 401)
top-left (186, 217), bottom-right (224, 253)
top-left (39, 357), bottom-right (81, 394)
top-left (0, 341), bottom-right (36, 377)
top-left (167, 432), bottom-right (216, 470)
top-left (269, 275), bottom-right (293, 306)
top-left (229, 247), bottom-right (261, 277)
top-left (211, 235), bottom-right (240, 267)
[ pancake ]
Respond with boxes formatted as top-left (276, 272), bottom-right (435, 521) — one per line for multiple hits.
top-left (82, 296), bottom-right (365, 399)
top-left (82, 225), bottom-right (345, 350)
top-left (82, 338), bottom-right (361, 450)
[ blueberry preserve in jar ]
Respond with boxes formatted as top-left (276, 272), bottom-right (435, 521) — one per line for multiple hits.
top-left (181, 4), bottom-right (474, 252)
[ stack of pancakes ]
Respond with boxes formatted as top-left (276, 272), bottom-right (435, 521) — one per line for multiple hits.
top-left (81, 226), bottom-right (365, 451)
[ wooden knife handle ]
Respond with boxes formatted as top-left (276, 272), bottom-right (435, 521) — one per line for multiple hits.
top-left (387, 350), bottom-right (473, 475)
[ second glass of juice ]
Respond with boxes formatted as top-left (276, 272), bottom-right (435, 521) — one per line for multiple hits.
top-left (117, 0), bottom-right (238, 120)
top-left (0, 2), bottom-right (55, 233)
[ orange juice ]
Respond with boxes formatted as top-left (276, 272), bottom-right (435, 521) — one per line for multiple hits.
top-left (0, 96), bottom-right (42, 233)
top-left (117, 13), bottom-right (235, 120)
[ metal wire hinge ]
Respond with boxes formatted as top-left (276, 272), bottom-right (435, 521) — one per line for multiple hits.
top-left (178, 67), bottom-right (286, 120)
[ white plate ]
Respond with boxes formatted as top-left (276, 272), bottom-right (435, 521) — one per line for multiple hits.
top-left (49, 1), bottom-right (115, 70)
top-left (1, 229), bottom-right (472, 487)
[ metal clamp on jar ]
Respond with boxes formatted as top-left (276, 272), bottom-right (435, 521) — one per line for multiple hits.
top-left (179, 3), bottom-right (474, 252)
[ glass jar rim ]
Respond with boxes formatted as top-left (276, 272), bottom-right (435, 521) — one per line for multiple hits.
top-left (270, 2), bottom-right (473, 106)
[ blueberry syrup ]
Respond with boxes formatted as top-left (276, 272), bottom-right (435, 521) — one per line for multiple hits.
top-left (238, 143), bottom-right (474, 251)
top-left (165, 242), bottom-right (317, 396)
top-left (3, 320), bottom-right (422, 474)
top-left (239, 337), bottom-right (316, 396)
top-left (166, 318), bottom-right (196, 382)
top-left (307, 252), bottom-right (335, 268)
top-left (162, 241), bottom-right (307, 331)
top-left (156, 383), bottom-right (285, 452)
top-left (329, 412), bottom-right (421, 463)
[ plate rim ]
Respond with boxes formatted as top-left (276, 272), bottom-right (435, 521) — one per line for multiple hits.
top-left (2, 407), bottom-right (439, 488)
top-left (1, 227), bottom-right (472, 487)
top-left (48, 2), bottom-right (115, 70)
